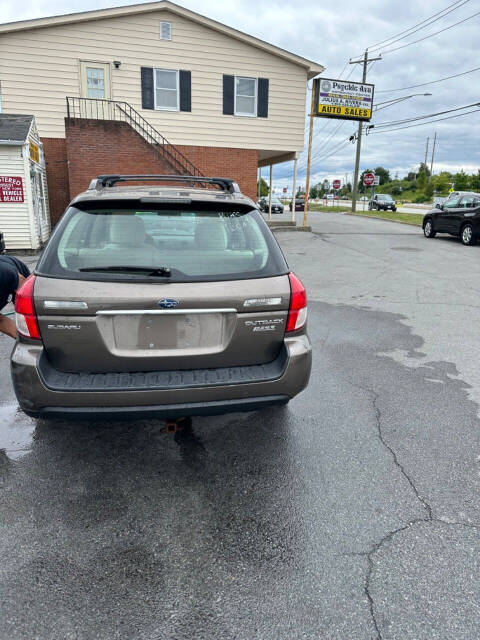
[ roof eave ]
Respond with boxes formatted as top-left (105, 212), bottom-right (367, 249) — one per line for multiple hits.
top-left (0, 1), bottom-right (324, 74)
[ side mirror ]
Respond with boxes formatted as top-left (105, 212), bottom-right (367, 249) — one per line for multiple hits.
top-left (437, 203), bottom-right (443, 210)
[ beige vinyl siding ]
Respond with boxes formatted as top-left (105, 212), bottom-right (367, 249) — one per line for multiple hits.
top-left (0, 146), bottom-right (34, 249)
top-left (0, 10), bottom-right (307, 152)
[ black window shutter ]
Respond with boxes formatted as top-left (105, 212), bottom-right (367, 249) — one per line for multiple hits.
top-left (257, 78), bottom-right (269, 117)
top-left (179, 70), bottom-right (191, 112)
top-left (141, 67), bottom-right (154, 110)
top-left (223, 75), bottom-right (234, 115)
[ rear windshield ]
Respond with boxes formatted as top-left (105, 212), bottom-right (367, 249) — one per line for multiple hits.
top-left (37, 203), bottom-right (288, 282)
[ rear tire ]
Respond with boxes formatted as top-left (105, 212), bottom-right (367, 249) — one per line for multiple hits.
top-left (461, 223), bottom-right (476, 246)
top-left (424, 219), bottom-right (436, 238)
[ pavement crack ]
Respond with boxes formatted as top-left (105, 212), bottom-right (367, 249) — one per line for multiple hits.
top-left (369, 388), bottom-right (433, 521)
top-left (350, 382), bottom-right (434, 639)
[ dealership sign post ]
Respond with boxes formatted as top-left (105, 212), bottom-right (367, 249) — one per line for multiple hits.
top-left (303, 65), bottom-right (376, 226)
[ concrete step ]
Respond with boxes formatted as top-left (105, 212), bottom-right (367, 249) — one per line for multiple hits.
top-left (270, 225), bottom-right (312, 233)
top-left (266, 220), bottom-right (297, 228)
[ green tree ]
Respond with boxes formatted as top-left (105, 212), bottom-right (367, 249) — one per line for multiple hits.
top-left (432, 172), bottom-right (451, 195)
top-left (470, 170), bottom-right (480, 192)
top-left (309, 185), bottom-right (319, 199)
top-left (417, 171), bottom-right (427, 192)
top-left (374, 166), bottom-right (391, 185)
top-left (257, 177), bottom-right (269, 197)
top-left (418, 162), bottom-right (431, 177)
top-left (390, 181), bottom-right (402, 196)
top-left (425, 181), bottom-right (434, 199)
top-left (454, 170), bottom-right (469, 190)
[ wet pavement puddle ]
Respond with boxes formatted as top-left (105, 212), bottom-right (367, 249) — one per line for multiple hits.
top-left (0, 403), bottom-right (35, 460)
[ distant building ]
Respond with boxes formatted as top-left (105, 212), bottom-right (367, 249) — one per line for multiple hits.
top-left (0, 1), bottom-right (323, 224)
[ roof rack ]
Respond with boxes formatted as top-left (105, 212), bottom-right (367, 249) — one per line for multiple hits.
top-left (92, 174), bottom-right (241, 193)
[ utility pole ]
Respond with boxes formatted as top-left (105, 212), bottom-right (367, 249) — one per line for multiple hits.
top-left (350, 50), bottom-right (382, 212)
top-left (303, 87), bottom-right (316, 227)
top-left (430, 131), bottom-right (437, 177)
top-left (424, 137), bottom-right (429, 169)
top-left (258, 167), bottom-right (261, 199)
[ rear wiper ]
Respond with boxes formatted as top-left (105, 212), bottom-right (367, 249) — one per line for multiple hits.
top-left (79, 265), bottom-right (171, 277)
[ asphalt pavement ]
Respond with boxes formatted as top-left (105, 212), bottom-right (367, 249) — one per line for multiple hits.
top-left (1, 212), bottom-right (480, 639)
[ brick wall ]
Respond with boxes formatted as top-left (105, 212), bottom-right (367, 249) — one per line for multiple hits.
top-left (64, 118), bottom-right (258, 201)
top-left (41, 138), bottom-right (70, 225)
top-left (176, 145), bottom-right (258, 201)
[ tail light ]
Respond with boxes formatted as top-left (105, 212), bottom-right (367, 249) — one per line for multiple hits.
top-left (15, 274), bottom-right (41, 340)
top-left (286, 272), bottom-right (307, 333)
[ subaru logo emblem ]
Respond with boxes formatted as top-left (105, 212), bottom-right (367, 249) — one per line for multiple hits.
top-left (158, 298), bottom-right (179, 309)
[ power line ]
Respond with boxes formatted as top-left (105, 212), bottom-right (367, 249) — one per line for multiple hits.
top-left (366, 0), bottom-right (471, 52)
top-left (371, 101), bottom-right (480, 128)
top-left (381, 8), bottom-right (480, 55)
top-left (367, 107), bottom-right (480, 134)
top-left (376, 65), bottom-right (480, 93)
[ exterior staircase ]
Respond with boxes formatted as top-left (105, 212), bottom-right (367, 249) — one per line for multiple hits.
top-left (66, 96), bottom-right (203, 178)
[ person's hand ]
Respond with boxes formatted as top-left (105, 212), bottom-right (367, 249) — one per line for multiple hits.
top-left (0, 314), bottom-right (17, 339)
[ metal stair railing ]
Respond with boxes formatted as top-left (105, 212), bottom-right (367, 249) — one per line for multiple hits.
top-left (66, 96), bottom-right (204, 178)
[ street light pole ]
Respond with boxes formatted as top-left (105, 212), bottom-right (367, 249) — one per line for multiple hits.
top-left (373, 93), bottom-right (432, 112)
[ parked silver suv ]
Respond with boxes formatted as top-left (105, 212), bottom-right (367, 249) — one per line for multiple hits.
top-left (12, 175), bottom-right (312, 419)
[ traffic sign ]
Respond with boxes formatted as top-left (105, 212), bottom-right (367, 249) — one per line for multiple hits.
top-left (373, 175), bottom-right (380, 186)
top-left (363, 173), bottom-right (375, 187)
top-left (283, 187), bottom-right (287, 193)
top-left (333, 179), bottom-right (341, 190)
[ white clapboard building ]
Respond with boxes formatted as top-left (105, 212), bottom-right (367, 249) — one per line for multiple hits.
top-left (0, 114), bottom-right (50, 250)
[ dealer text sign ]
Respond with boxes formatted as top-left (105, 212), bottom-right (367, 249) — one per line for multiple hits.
top-left (314, 78), bottom-right (374, 122)
top-left (0, 176), bottom-right (24, 202)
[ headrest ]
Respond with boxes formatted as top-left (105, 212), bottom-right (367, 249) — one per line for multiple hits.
top-left (109, 215), bottom-right (146, 246)
top-left (194, 220), bottom-right (227, 250)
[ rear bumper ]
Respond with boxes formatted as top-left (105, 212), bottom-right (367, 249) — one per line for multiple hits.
top-left (11, 335), bottom-right (311, 419)
top-left (22, 396), bottom-right (289, 420)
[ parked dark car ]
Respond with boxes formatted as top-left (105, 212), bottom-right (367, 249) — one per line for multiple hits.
top-left (0, 231), bottom-right (5, 253)
top-left (289, 199), bottom-right (305, 212)
top-left (369, 194), bottom-right (397, 211)
top-left (258, 197), bottom-right (284, 214)
top-left (434, 190), bottom-right (475, 209)
top-left (423, 193), bottom-right (480, 245)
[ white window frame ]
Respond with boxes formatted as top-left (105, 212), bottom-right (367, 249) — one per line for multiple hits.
top-left (234, 76), bottom-right (257, 117)
top-left (160, 21), bottom-right (172, 40)
top-left (154, 68), bottom-right (179, 112)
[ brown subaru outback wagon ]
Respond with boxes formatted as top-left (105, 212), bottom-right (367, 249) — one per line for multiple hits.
top-left (11, 175), bottom-right (312, 419)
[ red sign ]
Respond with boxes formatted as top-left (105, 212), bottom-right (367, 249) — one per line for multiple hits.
top-left (0, 176), bottom-right (24, 203)
top-left (363, 173), bottom-right (375, 187)
top-left (283, 187), bottom-right (287, 193)
top-left (333, 179), bottom-right (341, 190)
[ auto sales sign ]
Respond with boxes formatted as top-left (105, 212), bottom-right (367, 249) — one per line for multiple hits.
top-left (314, 78), bottom-right (374, 122)
top-left (0, 176), bottom-right (24, 202)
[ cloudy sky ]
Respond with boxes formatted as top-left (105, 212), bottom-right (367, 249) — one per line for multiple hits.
top-left (5, 0), bottom-right (480, 191)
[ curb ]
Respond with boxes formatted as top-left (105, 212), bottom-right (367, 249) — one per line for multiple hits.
top-left (344, 213), bottom-right (423, 228)
top-left (270, 226), bottom-right (312, 232)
